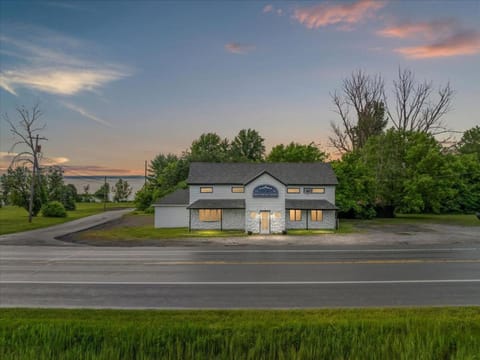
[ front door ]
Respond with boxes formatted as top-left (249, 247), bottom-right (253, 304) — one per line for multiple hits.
top-left (260, 211), bottom-right (270, 234)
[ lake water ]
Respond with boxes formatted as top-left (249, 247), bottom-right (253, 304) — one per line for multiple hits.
top-left (65, 176), bottom-right (145, 201)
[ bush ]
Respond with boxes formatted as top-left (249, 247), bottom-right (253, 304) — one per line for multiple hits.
top-left (144, 205), bottom-right (155, 214)
top-left (41, 201), bottom-right (67, 218)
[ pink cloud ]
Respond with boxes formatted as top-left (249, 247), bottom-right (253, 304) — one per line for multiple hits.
top-left (224, 42), bottom-right (255, 55)
top-left (395, 31), bottom-right (480, 59)
top-left (293, 0), bottom-right (386, 30)
top-left (263, 4), bottom-right (273, 13)
top-left (378, 19), bottom-right (456, 39)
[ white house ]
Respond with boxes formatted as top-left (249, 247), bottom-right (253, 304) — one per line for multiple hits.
top-left (153, 162), bottom-right (338, 233)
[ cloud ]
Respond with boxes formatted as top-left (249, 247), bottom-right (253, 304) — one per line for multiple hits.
top-left (395, 31), bottom-right (480, 59)
top-left (377, 18), bottom-right (480, 59)
top-left (62, 165), bottom-right (139, 175)
top-left (377, 19), bottom-right (456, 39)
top-left (1, 67), bottom-right (127, 96)
top-left (0, 151), bottom-right (69, 170)
top-left (293, 0), bottom-right (386, 30)
top-left (263, 4), bottom-right (273, 13)
top-left (224, 42), bottom-right (256, 54)
top-left (61, 102), bottom-right (113, 127)
top-left (0, 29), bottom-right (131, 96)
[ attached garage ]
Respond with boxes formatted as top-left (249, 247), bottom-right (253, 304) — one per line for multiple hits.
top-left (153, 189), bottom-right (189, 228)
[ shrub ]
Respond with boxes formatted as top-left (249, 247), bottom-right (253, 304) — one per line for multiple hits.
top-left (41, 201), bottom-right (67, 217)
top-left (144, 205), bottom-right (155, 214)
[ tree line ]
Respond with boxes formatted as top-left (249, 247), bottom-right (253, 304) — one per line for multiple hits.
top-left (135, 129), bottom-right (327, 211)
top-left (137, 68), bottom-right (479, 218)
top-left (1, 106), bottom-right (134, 219)
top-left (2, 68), bottom-right (479, 219)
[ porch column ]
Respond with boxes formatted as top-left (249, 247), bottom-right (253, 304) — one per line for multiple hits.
top-left (188, 209), bottom-right (191, 232)
top-left (306, 209), bottom-right (309, 230)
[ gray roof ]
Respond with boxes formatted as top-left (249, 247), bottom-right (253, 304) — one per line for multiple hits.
top-left (154, 188), bottom-right (189, 205)
top-left (285, 199), bottom-right (337, 210)
top-left (187, 162), bottom-right (338, 185)
top-left (187, 199), bottom-right (246, 209)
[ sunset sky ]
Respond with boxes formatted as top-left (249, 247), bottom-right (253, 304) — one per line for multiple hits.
top-left (1, 0), bottom-right (479, 175)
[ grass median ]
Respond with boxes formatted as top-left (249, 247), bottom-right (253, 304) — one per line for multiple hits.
top-left (0, 203), bottom-right (133, 235)
top-left (1, 307), bottom-right (479, 359)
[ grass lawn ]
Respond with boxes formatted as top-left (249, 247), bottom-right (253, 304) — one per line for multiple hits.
top-left (357, 213), bottom-right (480, 227)
top-left (1, 307), bottom-right (479, 359)
top-left (82, 222), bottom-right (246, 240)
top-left (0, 202), bottom-right (133, 235)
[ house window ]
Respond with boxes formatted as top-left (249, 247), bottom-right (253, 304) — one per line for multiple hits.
top-left (200, 187), bottom-right (213, 193)
top-left (231, 186), bottom-right (244, 193)
top-left (287, 187), bottom-right (300, 194)
top-left (199, 209), bottom-right (221, 222)
top-left (311, 210), bottom-right (323, 222)
top-left (289, 209), bottom-right (302, 221)
top-left (304, 187), bottom-right (325, 194)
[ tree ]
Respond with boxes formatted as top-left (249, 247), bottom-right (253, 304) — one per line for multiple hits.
top-left (0, 166), bottom-right (46, 215)
top-left (94, 183), bottom-right (110, 202)
top-left (112, 178), bottom-right (133, 202)
top-left (329, 68), bottom-right (454, 154)
top-left (267, 142), bottom-right (327, 162)
top-left (188, 133), bottom-right (230, 162)
top-left (332, 152), bottom-right (376, 219)
top-left (330, 70), bottom-right (387, 153)
top-left (389, 68), bottom-right (453, 135)
top-left (230, 129), bottom-right (265, 162)
top-left (4, 104), bottom-right (48, 221)
top-left (148, 153), bottom-right (179, 184)
top-left (457, 126), bottom-right (480, 158)
top-left (44, 166), bottom-right (76, 210)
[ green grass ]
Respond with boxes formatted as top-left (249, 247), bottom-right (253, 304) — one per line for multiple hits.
top-left (1, 307), bottom-right (479, 359)
top-left (0, 202), bottom-right (133, 235)
top-left (356, 213), bottom-right (480, 227)
top-left (82, 224), bottom-right (246, 240)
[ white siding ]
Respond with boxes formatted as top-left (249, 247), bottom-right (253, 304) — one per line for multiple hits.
top-left (244, 173), bottom-right (286, 234)
top-left (286, 210), bottom-right (336, 230)
top-left (190, 209), bottom-right (245, 230)
top-left (189, 185), bottom-right (246, 203)
top-left (285, 185), bottom-right (335, 204)
top-left (154, 205), bottom-right (189, 228)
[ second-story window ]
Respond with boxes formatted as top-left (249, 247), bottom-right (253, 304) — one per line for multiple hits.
top-left (200, 187), bottom-right (213, 193)
top-left (231, 186), bottom-right (244, 193)
top-left (287, 187), bottom-right (300, 194)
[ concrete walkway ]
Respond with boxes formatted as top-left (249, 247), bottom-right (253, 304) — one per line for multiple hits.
top-left (0, 209), bottom-right (133, 246)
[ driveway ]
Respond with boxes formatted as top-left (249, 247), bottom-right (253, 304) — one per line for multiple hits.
top-left (0, 209), bottom-right (133, 246)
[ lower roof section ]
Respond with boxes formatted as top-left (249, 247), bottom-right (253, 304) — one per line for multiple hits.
top-left (285, 199), bottom-right (337, 210)
top-left (187, 199), bottom-right (246, 209)
top-left (154, 188), bottom-right (189, 205)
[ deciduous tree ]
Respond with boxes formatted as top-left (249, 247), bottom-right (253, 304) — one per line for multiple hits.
top-left (230, 129), bottom-right (265, 162)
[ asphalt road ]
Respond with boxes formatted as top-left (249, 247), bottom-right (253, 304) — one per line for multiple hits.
top-left (1, 245), bottom-right (480, 308)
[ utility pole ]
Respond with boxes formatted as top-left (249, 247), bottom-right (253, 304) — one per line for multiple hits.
top-left (27, 134), bottom-right (40, 223)
top-left (103, 176), bottom-right (107, 211)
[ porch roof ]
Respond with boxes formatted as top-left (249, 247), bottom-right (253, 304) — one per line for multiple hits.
top-left (187, 199), bottom-right (246, 209)
top-left (285, 199), bottom-right (337, 210)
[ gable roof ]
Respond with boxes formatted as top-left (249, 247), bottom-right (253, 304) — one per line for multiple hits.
top-left (154, 188), bottom-right (189, 205)
top-left (187, 162), bottom-right (338, 185)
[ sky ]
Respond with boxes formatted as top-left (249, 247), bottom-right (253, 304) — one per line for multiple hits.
top-left (1, 0), bottom-right (479, 175)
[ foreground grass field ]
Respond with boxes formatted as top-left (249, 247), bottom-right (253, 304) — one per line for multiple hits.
top-left (1, 308), bottom-right (479, 359)
top-left (0, 203), bottom-right (133, 235)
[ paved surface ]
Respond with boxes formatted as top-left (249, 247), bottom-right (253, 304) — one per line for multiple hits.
top-left (1, 245), bottom-right (480, 308)
top-left (0, 209), bottom-right (133, 246)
